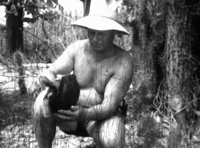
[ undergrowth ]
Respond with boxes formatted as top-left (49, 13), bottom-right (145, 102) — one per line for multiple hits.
top-left (0, 91), bottom-right (34, 130)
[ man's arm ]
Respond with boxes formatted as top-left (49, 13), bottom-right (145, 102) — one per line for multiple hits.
top-left (81, 54), bottom-right (133, 121)
top-left (39, 42), bottom-right (77, 81)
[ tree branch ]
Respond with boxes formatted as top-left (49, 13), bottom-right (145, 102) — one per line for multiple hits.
top-left (23, 17), bottom-right (38, 23)
top-left (21, 28), bottom-right (57, 59)
top-left (0, 0), bottom-right (7, 3)
top-left (0, 2), bottom-right (8, 6)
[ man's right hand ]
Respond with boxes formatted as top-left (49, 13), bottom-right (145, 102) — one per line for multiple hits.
top-left (38, 76), bottom-right (60, 100)
top-left (39, 76), bottom-right (58, 90)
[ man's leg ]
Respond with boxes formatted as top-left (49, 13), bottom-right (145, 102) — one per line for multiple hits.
top-left (87, 112), bottom-right (125, 148)
top-left (33, 91), bottom-right (56, 148)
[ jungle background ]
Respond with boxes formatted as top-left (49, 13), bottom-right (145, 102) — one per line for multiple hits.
top-left (0, 0), bottom-right (200, 147)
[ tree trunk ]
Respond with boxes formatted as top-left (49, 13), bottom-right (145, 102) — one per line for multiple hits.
top-left (164, 0), bottom-right (192, 147)
top-left (14, 51), bottom-right (27, 95)
top-left (6, 1), bottom-right (27, 94)
top-left (131, 0), bottom-right (156, 100)
top-left (6, 2), bottom-right (23, 54)
top-left (81, 0), bottom-right (91, 16)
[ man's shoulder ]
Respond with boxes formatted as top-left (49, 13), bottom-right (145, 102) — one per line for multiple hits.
top-left (114, 45), bottom-right (133, 65)
top-left (65, 39), bottom-right (89, 55)
top-left (112, 46), bottom-right (133, 77)
top-left (72, 39), bottom-right (89, 48)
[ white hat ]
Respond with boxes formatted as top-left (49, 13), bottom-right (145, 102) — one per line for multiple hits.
top-left (71, 0), bottom-right (129, 35)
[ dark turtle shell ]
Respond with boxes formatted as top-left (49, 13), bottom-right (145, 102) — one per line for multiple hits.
top-left (39, 74), bottom-right (80, 113)
top-left (50, 74), bottom-right (80, 112)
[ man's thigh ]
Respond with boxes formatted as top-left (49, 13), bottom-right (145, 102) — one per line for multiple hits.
top-left (86, 112), bottom-right (125, 148)
top-left (34, 90), bottom-right (78, 133)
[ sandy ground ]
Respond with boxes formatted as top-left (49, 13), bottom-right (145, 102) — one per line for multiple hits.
top-left (0, 124), bottom-right (95, 148)
top-left (0, 63), bottom-right (50, 93)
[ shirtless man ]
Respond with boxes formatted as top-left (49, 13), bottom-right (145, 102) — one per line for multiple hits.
top-left (33, 0), bottom-right (133, 148)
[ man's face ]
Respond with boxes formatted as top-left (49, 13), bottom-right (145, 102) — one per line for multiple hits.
top-left (87, 29), bottom-right (115, 52)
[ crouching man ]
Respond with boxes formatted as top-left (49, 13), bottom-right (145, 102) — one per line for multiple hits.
top-left (33, 0), bottom-right (133, 147)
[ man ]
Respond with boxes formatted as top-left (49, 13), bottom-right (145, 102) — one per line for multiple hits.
top-left (33, 0), bottom-right (133, 148)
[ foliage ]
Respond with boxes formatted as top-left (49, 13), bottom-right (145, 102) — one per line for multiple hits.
top-left (121, 1), bottom-right (200, 148)
top-left (0, 0), bottom-right (64, 23)
top-left (0, 92), bottom-right (33, 129)
top-left (137, 114), bottom-right (163, 148)
top-left (22, 15), bottom-right (87, 63)
top-left (0, 11), bottom-right (87, 96)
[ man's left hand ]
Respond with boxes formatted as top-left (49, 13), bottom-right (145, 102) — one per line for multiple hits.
top-left (54, 105), bottom-right (85, 121)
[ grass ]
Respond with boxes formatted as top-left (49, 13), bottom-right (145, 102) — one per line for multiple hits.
top-left (0, 91), bottom-right (34, 131)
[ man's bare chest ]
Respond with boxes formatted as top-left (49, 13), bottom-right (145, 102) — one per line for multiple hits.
top-left (74, 55), bottom-right (115, 94)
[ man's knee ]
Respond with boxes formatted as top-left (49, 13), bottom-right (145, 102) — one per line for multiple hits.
top-left (33, 91), bottom-right (57, 147)
top-left (33, 89), bottom-right (52, 117)
top-left (90, 114), bottom-right (125, 148)
top-left (33, 89), bottom-right (45, 114)
top-left (100, 134), bottom-right (125, 148)
top-left (100, 123), bottom-right (125, 148)
top-left (33, 90), bottom-right (56, 131)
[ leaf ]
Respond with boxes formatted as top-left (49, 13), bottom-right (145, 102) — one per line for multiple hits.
top-left (58, 4), bottom-right (64, 14)
top-left (46, 0), bottom-right (53, 8)
top-left (52, 0), bottom-right (58, 5)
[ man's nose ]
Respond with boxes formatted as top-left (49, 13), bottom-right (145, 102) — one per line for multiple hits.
top-left (93, 32), bottom-right (99, 42)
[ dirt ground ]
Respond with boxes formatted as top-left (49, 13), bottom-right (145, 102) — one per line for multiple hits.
top-left (0, 107), bottom-right (136, 148)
